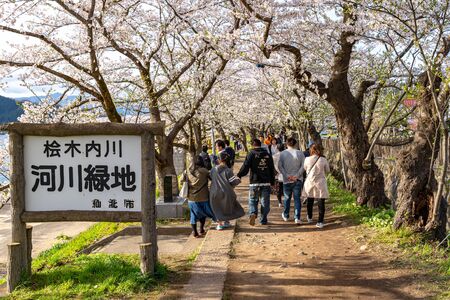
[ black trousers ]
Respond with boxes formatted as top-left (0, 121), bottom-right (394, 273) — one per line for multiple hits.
top-left (307, 198), bottom-right (325, 223)
top-left (277, 181), bottom-right (284, 203)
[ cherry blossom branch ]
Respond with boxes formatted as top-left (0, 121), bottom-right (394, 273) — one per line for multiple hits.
top-left (0, 25), bottom-right (92, 75)
top-left (167, 57), bottom-right (228, 142)
top-left (0, 60), bottom-right (102, 98)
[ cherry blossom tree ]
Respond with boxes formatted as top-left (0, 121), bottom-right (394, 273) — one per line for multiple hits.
top-left (0, 0), bottom-right (242, 191)
top-left (366, 0), bottom-right (450, 239)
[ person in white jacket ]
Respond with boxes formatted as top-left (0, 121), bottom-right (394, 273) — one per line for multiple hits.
top-left (302, 144), bottom-right (330, 228)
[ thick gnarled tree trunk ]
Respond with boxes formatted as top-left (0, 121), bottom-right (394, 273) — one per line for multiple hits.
top-left (394, 74), bottom-right (448, 240)
top-left (328, 88), bottom-right (388, 208)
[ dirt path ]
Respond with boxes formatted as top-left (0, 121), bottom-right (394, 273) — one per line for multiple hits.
top-left (224, 160), bottom-right (433, 299)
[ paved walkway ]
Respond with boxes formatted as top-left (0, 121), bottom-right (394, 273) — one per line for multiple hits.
top-left (180, 220), bottom-right (236, 300)
top-left (0, 203), bottom-right (94, 263)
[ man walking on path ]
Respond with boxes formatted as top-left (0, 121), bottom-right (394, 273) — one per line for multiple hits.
top-left (215, 140), bottom-right (232, 168)
top-left (237, 139), bottom-right (275, 225)
top-left (278, 137), bottom-right (305, 224)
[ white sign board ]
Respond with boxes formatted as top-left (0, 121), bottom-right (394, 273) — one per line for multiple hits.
top-left (24, 135), bottom-right (141, 212)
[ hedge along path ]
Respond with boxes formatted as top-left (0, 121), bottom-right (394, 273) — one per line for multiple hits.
top-left (223, 159), bottom-right (434, 299)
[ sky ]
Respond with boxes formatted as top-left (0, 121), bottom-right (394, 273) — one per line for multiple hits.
top-left (0, 28), bottom-right (66, 99)
top-left (1, 67), bottom-right (66, 99)
top-left (1, 71), bottom-right (52, 98)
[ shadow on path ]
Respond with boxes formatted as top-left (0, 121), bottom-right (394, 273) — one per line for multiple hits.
top-left (224, 159), bottom-right (430, 299)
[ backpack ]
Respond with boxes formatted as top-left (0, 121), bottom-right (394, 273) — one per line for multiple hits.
top-left (225, 147), bottom-right (235, 166)
top-left (199, 152), bottom-right (212, 170)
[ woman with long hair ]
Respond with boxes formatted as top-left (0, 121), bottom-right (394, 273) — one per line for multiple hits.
top-left (209, 152), bottom-right (245, 230)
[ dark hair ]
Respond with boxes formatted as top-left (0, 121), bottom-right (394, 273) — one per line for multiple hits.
top-left (218, 151), bottom-right (230, 164)
top-left (252, 139), bottom-right (262, 147)
top-left (215, 140), bottom-right (225, 149)
top-left (277, 143), bottom-right (285, 152)
top-left (195, 155), bottom-right (206, 168)
top-left (224, 139), bottom-right (230, 146)
top-left (310, 144), bottom-right (323, 156)
top-left (202, 145), bottom-right (208, 153)
top-left (286, 137), bottom-right (297, 147)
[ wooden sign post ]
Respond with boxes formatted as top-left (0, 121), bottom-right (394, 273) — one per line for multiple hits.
top-left (2, 122), bottom-right (164, 293)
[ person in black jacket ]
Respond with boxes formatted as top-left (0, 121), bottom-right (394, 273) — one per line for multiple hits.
top-left (224, 139), bottom-right (236, 167)
top-left (237, 139), bottom-right (275, 225)
top-left (199, 145), bottom-right (212, 170)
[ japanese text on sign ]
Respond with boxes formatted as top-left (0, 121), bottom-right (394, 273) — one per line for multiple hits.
top-left (24, 135), bottom-right (141, 212)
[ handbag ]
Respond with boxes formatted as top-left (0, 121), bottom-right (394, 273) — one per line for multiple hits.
top-left (179, 171), bottom-right (189, 198)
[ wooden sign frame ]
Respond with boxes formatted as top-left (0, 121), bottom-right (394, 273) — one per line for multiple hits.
top-left (2, 122), bottom-right (164, 293)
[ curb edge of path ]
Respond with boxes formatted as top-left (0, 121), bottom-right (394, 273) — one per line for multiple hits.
top-left (180, 219), bottom-right (237, 300)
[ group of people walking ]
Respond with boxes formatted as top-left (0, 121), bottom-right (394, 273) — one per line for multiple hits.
top-left (183, 135), bottom-right (330, 238)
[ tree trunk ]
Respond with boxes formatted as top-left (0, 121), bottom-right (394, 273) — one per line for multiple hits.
top-left (296, 121), bottom-right (307, 150)
top-left (155, 138), bottom-right (178, 196)
top-left (193, 122), bottom-right (203, 156)
top-left (307, 122), bottom-right (322, 148)
top-left (239, 127), bottom-right (249, 152)
top-left (393, 74), bottom-right (447, 240)
top-left (248, 127), bottom-right (258, 141)
top-left (328, 84), bottom-right (388, 208)
top-left (217, 125), bottom-right (227, 141)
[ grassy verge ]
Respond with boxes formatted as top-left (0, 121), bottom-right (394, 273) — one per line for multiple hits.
top-left (9, 254), bottom-right (168, 299)
top-left (2, 221), bottom-right (188, 299)
top-left (32, 222), bottom-right (131, 271)
top-left (328, 176), bottom-right (450, 297)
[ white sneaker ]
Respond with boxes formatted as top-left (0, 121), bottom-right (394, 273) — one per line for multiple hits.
top-left (281, 213), bottom-right (288, 222)
top-left (295, 218), bottom-right (302, 225)
top-left (316, 222), bottom-right (324, 228)
top-left (307, 217), bottom-right (313, 223)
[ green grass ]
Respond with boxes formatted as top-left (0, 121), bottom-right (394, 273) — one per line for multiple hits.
top-left (328, 176), bottom-right (450, 295)
top-left (2, 220), bottom-right (186, 299)
top-left (328, 176), bottom-right (395, 227)
top-left (186, 248), bottom-right (200, 266)
top-left (32, 222), bottom-right (131, 271)
top-left (8, 254), bottom-right (168, 299)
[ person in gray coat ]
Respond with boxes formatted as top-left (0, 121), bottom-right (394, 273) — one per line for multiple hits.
top-left (209, 152), bottom-right (244, 230)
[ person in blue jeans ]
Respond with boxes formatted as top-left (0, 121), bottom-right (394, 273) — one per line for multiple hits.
top-left (278, 137), bottom-right (305, 225)
top-left (237, 139), bottom-right (275, 225)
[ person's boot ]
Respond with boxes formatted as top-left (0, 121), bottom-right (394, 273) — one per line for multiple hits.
top-left (191, 224), bottom-right (199, 237)
top-left (199, 219), bottom-right (206, 235)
